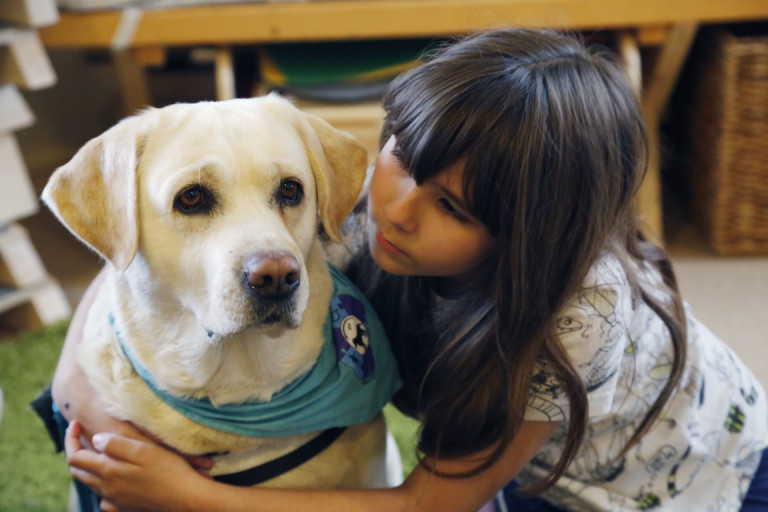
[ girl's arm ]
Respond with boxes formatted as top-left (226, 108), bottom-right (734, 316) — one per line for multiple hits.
top-left (66, 418), bottom-right (559, 512)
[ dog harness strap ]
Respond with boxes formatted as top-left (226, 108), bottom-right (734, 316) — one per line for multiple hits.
top-left (212, 426), bottom-right (347, 486)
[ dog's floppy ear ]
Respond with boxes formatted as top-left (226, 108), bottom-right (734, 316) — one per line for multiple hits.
top-left (41, 111), bottom-right (155, 271)
top-left (294, 109), bottom-right (368, 242)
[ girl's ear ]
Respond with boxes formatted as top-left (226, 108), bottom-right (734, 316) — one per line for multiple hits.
top-left (41, 110), bottom-right (156, 272)
top-left (285, 99), bottom-right (368, 242)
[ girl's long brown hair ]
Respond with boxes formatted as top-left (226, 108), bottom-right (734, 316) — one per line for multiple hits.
top-left (348, 28), bottom-right (687, 492)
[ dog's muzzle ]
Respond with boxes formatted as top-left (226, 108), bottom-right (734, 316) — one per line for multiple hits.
top-left (243, 251), bottom-right (301, 325)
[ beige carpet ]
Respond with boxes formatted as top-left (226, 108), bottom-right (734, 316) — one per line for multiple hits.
top-left (667, 224), bottom-right (768, 391)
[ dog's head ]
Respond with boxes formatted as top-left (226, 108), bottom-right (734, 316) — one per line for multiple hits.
top-left (43, 94), bottom-right (367, 337)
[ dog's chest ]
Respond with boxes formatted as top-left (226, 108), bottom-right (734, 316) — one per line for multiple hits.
top-left (82, 266), bottom-right (400, 459)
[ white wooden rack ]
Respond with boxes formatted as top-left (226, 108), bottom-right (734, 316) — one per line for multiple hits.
top-left (0, 0), bottom-right (70, 331)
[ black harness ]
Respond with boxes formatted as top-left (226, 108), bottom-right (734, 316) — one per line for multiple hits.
top-left (212, 426), bottom-right (347, 486)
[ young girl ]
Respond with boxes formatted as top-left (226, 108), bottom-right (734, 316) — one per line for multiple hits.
top-left (58, 28), bottom-right (767, 511)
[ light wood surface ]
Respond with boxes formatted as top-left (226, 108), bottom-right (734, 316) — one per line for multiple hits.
top-left (40, 0), bottom-right (768, 47)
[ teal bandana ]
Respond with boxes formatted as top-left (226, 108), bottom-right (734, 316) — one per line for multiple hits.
top-left (114, 264), bottom-right (401, 437)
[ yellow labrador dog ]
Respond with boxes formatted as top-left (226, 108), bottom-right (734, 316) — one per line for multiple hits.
top-left (43, 94), bottom-right (402, 490)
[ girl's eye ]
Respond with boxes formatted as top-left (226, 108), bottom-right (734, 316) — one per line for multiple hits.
top-left (278, 179), bottom-right (303, 206)
top-left (174, 185), bottom-right (213, 214)
top-left (438, 198), bottom-right (468, 222)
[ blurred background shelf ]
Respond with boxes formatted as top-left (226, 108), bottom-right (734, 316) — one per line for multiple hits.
top-left (0, 0), bottom-right (70, 331)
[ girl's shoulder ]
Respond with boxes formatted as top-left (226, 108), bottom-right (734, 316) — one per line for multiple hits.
top-left (319, 198), bottom-right (368, 270)
top-left (582, 252), bottom-right (632, 294)
top-left (551, 254), bottom-right (634, 369)
top-left (319, 169), bottom-right (372, 270)
top-left (558, 252), bottom-right (636, 330)
top-left (526, 253), bottom-right (636, 421)
top-left (561, 249), bottom-right (673, 329)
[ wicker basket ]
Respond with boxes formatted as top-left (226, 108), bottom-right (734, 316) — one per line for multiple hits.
top-left (691, 29), bottom-right (768, 255)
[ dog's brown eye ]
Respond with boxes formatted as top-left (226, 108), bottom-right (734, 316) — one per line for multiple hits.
top-left (180, 188), bottom-right (203, 207)
top-left (277, 179), bottom-right (303, 206)
top-left (174, 185), bottom-right (213, 214)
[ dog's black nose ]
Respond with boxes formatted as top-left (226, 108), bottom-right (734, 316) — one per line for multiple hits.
top-left (243, 252), bottom-right (300, 299)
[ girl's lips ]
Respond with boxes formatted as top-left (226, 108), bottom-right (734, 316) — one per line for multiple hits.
top-left (375, 231), bottom-right (404, 256)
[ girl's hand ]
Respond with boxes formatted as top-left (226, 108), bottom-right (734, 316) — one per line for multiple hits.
top-left (65, 420), bottom-right (213, 512)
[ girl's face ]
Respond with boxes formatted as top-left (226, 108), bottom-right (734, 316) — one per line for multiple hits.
top-left (367, 136), bottom-right (496, 287)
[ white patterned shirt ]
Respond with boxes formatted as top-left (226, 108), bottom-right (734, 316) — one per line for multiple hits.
top-left (521, 254), bottom-right (767, 511)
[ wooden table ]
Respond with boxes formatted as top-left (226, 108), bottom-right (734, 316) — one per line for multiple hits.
top-left (39, 0), bottom-right (768, 241)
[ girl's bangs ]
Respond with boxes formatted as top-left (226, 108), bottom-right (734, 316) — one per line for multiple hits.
top-left (383, 71), bottom-right (506, 234)
top-left (384, 78), bottom-right (467, 184)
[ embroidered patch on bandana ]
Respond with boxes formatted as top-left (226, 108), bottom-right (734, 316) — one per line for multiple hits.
top-left (330, 294), bottom-right (374, 381)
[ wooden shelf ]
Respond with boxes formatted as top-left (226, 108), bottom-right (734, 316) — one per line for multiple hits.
top-left (0, 132), bottom-right (39, 227)
top-left (0, 224), bottom-right (70, 330)
top-left (0, 0), bottom-right (58, 28)
top-left (40, 0), bottom-right (768, 48)
top-left (0, 84), bottom-right (35, 134)
top-left (0, 0), bottom-right (69, 331)
top-left (0, 28), bottom-right (57, 90)
top-left (0, 278), bottom-right (70, 329)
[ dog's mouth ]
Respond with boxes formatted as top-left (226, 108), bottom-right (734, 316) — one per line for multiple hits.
top-left (254, 299), bottom-right (301, 327)
top-left (262, 312), bottom-right (282, 324)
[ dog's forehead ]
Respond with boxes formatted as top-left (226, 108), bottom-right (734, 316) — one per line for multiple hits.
top-left (151, 102), bottom-right (306, 154)
top-left (139, 101), bottom-right (315, 188)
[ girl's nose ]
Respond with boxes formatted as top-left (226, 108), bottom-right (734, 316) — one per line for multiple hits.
top-left (385, 183), bottom-right (418, 234)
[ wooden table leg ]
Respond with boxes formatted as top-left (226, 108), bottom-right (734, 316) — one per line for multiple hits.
top-left (636, 23), bottom-right (698, 245)
top-left (113, 49), bottom-right (152, 115)
top-left (215, 46), bottom-right (235, 100)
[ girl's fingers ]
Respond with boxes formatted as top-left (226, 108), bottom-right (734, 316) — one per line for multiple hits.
top-left (69, 465), bottom-right (102, 490)
top-left (65, 419), bottom-right (100, 455)
top-left (92, 427), bottom-right (214, 473)
top-left (66, 420), bottom-right (133, 481)
top-left (68, 418), bottom-right (213, 478)
top-left (69, 449), bottom-right (116, 477)
top-left (65, 419), bottom-right (83, 448)
top-left (184, 453), bottom-right (214, 471)
top-left (65, 420), bottom-right (89, 461)
top-left (88, 431), bottom-right (147, 464)
top-left (66, 420), bottom-right (108, 466)
top-left (98, 499), bottom-right (118, 512)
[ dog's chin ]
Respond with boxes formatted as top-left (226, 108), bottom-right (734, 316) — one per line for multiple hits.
top-left (200, 296), bottom-right (305, 343)
top-left (204, 314), bottom-right (301, 344)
